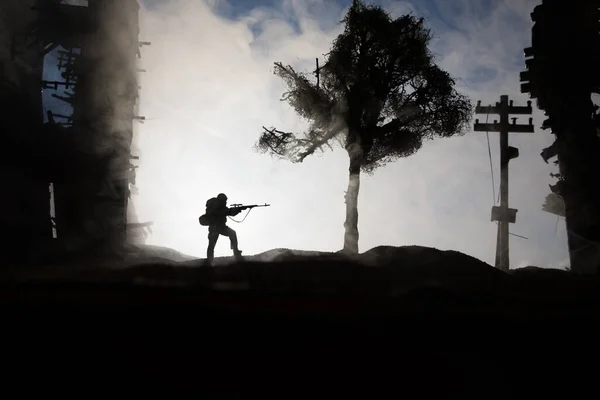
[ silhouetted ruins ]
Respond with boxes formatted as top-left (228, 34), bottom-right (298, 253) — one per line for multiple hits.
top-left (520, 0), bottom-right (600, 274)
top-left (1, 0), bottom-right (148, 262)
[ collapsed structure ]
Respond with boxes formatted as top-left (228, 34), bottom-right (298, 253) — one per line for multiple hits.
top-left (0, 0), bottom-right (150, 262)
top-left (520, 0), bottom-right (600, 274)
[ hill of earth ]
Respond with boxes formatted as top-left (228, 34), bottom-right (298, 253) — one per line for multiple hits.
top-left (2, 244), bottom-right (599, 397)
top-left (1, 245), bottom-right (596, 302)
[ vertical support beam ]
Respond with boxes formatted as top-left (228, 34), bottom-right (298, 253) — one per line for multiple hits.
top-left (498, 95), bottom-right (510, 271)
top-left (49, 182), bottom-right (58, 239)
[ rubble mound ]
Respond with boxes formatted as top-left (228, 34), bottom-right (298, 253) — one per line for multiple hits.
top-left (357, 245), bottom-right (511, 295)
top-left (2, 245), bottom-right (526, 297)
top-left (123, 245), bottom-right (197, 264)
top-left (3, 245), bottom-right (600, 320)
top-left (252, 248), bottom-right (338, 262)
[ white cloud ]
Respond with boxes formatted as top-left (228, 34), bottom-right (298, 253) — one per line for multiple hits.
top-left (132, 0), bottom-right (569, 269)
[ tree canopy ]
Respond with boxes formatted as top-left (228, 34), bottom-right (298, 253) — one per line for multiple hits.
top-left (257, 0), bottom-right (472, 174)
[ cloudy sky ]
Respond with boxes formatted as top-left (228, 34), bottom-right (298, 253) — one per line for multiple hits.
top-left (46, 0), bottom-right (569, 269)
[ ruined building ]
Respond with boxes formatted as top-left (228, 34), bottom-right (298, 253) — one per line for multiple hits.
top-left (521, 0), bottom-right (600, 274)
top-left (1, 0), bottom-right (149, 262)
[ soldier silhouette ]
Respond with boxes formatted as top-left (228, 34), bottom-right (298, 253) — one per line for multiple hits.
top-left (203, 193), bottom-right (243, 265)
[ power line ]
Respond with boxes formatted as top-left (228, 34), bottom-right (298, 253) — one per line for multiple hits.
top-left (484, 111), bottom-right (496, 205)
top-left (509, 232), bottom-right (528, 240)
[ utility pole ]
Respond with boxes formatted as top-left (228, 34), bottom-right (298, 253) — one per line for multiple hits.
top-left (474, 96), bottom-right (534, 271)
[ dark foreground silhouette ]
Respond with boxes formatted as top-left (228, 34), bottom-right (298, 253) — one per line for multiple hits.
top-left (2, 245), bottom-right (597, 304)
top-left (1, 245), bottom-right (599, 396)
top-left (199, 193), bottom-right (271, 265)
top-left (0, 244), bottom-right (579, 288)
top-left (201, 193), bottom-right (244, 265)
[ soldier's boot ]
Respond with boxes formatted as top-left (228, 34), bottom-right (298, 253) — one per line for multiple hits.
top-left (233, 249), bottom-right (243, 261)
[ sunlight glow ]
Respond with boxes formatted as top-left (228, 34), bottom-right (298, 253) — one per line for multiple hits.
top-left (130, 0), bottom-right (568, 267)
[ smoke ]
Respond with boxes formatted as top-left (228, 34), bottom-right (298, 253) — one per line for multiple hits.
top-left (130, 0), bottom-right (570, 269)
top-left (547, 258), bottom-right (570, 271)
top-left (132, 0), bottom-right (349, 257)
top-left (84, 0), bottom-right (140, 162)
top-left (513, 260), bottom-right (533, 269)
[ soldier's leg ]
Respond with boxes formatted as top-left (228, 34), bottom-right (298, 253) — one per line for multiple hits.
top-left (223, 226), bottom-right (239, 252)
top-left (206, 230), bottom-right (219, 265)
top-left (222, 226), bottom-right (242, 260)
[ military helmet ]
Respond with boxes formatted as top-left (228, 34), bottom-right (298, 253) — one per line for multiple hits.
top-left (217, 193), bottom-right (228, 202)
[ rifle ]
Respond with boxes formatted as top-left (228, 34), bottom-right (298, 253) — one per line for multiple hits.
top-left (199, 203), bottom-right (270, 226)
top-left (228, 203), bottom-right (270, 223)
top-left (230, 203), bottom-right (271, 211)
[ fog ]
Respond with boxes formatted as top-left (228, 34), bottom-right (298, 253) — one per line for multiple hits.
top-left (131, 0), bottom-right (568, 269)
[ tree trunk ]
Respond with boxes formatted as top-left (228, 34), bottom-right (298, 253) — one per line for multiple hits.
top-left (343, 142), bottom-right (363, 255)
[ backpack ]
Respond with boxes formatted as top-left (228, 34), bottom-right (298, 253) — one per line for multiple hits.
top-left (198, 197), bottom-right (218, 226)
top-left (205, 197), bottom-right (219, 212)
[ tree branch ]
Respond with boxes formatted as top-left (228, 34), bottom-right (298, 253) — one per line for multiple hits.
top-left (377, 104), bottom-right (434, 137)
top-left (258, 125), bottom-right (338, 162)
top-left (258, 126), bottom-right (295, 157)
top-left (297, 128), bottom-right (343, 162)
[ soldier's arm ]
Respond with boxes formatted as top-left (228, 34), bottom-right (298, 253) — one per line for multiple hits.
top-left (227, 207), bottom-right (242, 216)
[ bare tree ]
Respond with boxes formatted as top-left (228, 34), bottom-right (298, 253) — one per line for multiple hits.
top-left (256, 0), bottom-right (472, 254)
